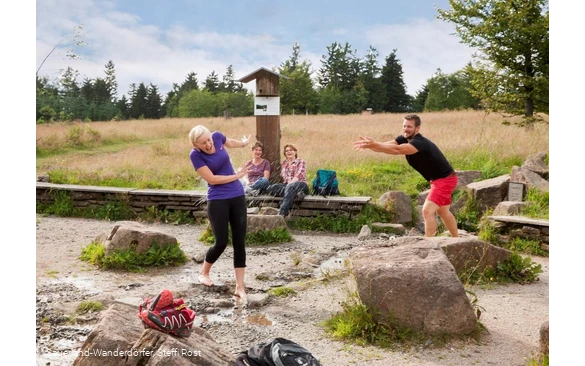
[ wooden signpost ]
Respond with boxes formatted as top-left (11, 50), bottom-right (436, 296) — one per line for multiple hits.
top-left (238, 67), bottom-right (288, 183)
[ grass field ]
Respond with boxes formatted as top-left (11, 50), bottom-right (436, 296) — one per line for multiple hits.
top-left (36, 110), bottom-right (549, 199)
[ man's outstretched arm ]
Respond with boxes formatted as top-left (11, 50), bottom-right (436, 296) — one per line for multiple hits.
top-left (353, 136), bottom-right (418, 155)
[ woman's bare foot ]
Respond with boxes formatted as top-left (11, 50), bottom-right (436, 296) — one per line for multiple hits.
top-left (234, 287), bottom-right (247, 302)
top-left (198, 274), bottom-right (214, 287)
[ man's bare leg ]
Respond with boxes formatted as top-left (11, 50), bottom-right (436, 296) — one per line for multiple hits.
top-left (437, 205), bottom-right (459, 237)
top-left (422, 200), bottom-right (439, 237)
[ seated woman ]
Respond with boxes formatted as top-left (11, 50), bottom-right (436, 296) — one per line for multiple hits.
top-left (266, 144), bottom-right (309, 217)
top-left (241, 141), bottom-right (271, 195)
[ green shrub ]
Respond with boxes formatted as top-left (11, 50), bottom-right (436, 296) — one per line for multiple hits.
top-left (459, 252), bottom-right (543, 285)
top-left (79, 241), bottom-right (188, 271)
top-left (268, 287), bottom-right (297, 297)
top-left (77, 301), bottom-right (105, 314)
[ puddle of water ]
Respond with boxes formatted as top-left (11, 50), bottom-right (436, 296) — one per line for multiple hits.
top-left (196, 307), bottom-right (273, 327)
top-left (246, 313), bottom-right (272, 326)
top-left (194, 308), bottom-right (235, 326)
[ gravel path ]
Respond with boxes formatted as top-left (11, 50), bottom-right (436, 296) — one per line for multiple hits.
top-left (36, 215), bottom-right (549, 366)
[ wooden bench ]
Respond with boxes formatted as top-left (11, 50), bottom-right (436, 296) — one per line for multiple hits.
top-left (36, 182), bottom-right (372, 219)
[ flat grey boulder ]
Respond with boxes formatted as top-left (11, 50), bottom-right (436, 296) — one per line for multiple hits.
top-left (247, 214), bottom-right (287, 233)
top-left (96, 221), bottom-right (178, 255)
top-left (466, 174), bottom-right (510, 213)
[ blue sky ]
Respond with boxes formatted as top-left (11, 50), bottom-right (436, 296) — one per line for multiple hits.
top-left (35, 0), bottom-right (478, 98)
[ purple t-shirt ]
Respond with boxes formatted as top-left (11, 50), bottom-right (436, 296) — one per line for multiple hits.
top-left (243, 159), bottom-right (271, 184)
top-left (189, 131), bottom-right (244, 200)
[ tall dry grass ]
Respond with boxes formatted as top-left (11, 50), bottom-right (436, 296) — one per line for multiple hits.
top-left (36, 111), bottom-right (549, 190)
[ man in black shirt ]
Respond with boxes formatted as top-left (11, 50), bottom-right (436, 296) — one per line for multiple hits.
top-left (353, 114), bottom-right (459, 237)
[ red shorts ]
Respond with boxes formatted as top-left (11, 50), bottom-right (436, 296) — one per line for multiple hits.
top-left (428, 175), bottom-right (458, 206)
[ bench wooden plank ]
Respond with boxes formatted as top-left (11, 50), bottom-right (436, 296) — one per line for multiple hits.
top-left (487, 215), bottom-right (549, 227)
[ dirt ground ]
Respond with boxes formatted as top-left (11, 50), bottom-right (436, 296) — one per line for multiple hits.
top-left (36, 215), bottom-right (549, 366)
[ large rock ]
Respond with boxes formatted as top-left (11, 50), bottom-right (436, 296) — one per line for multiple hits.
top-left (377, 191), bottom-right (412, 224)
top-left (74, 302), bottom-right (234, 365)
top-left (430, 236), bottom-right (513, 274)
top-left (466, 174), bottom-right (510, 213)
top-left (492, 201), bottom-right (529, 216)
top-left (522, 151), bottom-right (549, 178)
top-left (247, 214), bottom-right (288, 233)
top-left (510, 166), bottom-right (549, 193)
top-left (540, 320), bottom-right (549, 356)
top-left (349, 237), bottom-right (477, 335)
top-left (455, 170), bottom-right (482, 187)
top-left (96, 221), bottom-right (178, 255)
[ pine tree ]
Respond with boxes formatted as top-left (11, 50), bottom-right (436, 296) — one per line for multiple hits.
top-left (104, 60), bottom-right (118, 102)
top-left (380, 49), bottom-right (411, 112)
top-left (145, 84), bottom-right (162, 119)
top-left (360, 46), bottom-right (386, 113)
top-left (130, 82), bottom-right (149, 119)
top-left (204, 71), bottom-right (220, 93)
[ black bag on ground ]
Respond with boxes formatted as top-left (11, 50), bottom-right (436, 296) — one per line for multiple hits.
top-left (235, 337), bottom-right (321, 366)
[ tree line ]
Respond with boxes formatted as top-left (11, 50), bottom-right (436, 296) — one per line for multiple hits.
top-left (36, 0), bottom-right (548, 125)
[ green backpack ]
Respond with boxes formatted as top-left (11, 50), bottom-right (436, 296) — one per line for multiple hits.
top-left (312, 169), bottom-right (340, 197)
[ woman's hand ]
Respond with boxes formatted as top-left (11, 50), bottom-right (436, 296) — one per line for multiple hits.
top-left (241, 135), bottom-right (251, 147)
top-left (237, 166), bottom-right (249, 178)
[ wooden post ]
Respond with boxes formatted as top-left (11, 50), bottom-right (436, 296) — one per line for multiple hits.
top-left (238, 67), bottom-right (289, 183)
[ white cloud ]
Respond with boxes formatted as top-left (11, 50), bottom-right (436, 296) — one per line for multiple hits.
top-left (366, 19), bottom-right (476, 94)
top-left (37, 2), bottom-right (476, 98)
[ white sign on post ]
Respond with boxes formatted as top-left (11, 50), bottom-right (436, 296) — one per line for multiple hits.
top-left (507, 182), bottom-right (525, 202)
top-left (254, 97), bottom-right (280, 116)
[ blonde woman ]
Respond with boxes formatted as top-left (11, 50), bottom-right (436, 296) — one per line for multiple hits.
top-left (189, 125), bottom-right (251, 300)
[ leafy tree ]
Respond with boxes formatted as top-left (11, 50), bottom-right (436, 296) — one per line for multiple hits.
top-left (278, 42), bottom-right (319, 115)
top-left (437, 0), bottom-right (549, 120)
top-left (178, 89), bottom-right (220, 117)
top-left (318, 83), bottom-right (367, 115)
top-left (59, 67), bottom-right (83, 120)
top-left (221, 91), bottom-right (254, 117)
top-left (36, 76), bottom-right (61, 122)
top-left (163, 72), bottom-right (200, 117)
top-left (380, 49), bottom-right (411, 113)
top-left (424, 69), bottom-right (479, 111)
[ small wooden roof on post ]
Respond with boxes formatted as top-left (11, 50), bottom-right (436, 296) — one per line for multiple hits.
top-left (238, 67), bottom-right (289, 183)
top-left (238, 67), bottom-right (289, 96)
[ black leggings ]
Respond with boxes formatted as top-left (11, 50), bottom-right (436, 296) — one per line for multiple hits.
top-left (206, 195), bottom-right (247, 268)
